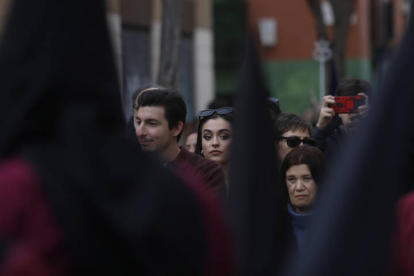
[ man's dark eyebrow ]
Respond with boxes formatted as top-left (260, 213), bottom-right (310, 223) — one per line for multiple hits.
top-left (145, 118), bottom-right (160, 124)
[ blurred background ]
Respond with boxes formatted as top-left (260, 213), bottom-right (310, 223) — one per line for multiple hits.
top-left (0, 0), bottom-right (410, 124)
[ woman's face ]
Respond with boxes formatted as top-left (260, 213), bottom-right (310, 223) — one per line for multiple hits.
top-left (201, 117), bottom-right (232, 166)
top-left (286, 164), bottom-right (317, 214)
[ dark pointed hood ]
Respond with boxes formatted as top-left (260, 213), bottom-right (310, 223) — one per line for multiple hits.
top-left (0, 0), bottom-right (207, 274)
top-left (228, 35), bottom-right (289, 275)
top-left (0, 0), bottom-right (124, 157)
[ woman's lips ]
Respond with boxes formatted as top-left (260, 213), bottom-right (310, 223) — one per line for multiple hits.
top-left (295, 195), bottom-right (307, 198)
top-left (210, 150), bottom-right (222, 155)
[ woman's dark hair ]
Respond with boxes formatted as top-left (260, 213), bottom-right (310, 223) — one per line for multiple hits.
top-left (280, 146), bottom-right (327, 195)
top-left (335, 78), bottom-right (372, 99)
top-left (273, 113), bottom-right (313, 140)
top-left (194, 112), bottom-right (234, 156)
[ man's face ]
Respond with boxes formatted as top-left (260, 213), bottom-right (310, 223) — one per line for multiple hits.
top-left (338, 113), bottom-right (359, 133)
top-left (135, 106), bottom-right (178, 153)
top-left (277, 129), bottom-right (310, 164)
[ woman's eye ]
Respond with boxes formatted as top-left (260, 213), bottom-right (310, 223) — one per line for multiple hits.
top-left (220, 134), bottom-right (230, 140)
top-left (304, 176), bottom-right (313, 181)
top-left (287, 177), bottom-right (296, 183)
top-left (203, 135), bottom-right (211, 140)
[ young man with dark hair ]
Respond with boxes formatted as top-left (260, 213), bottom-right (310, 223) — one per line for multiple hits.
top-left (134, 87), bottom-right (226, 195)
top-left (312, 78), bottom-right (371, 159)
top-left (273, 113), bottom-right (315, 164)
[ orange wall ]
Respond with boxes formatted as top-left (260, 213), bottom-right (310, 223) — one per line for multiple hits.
top-left (245, 0), bottom-right (371, 61)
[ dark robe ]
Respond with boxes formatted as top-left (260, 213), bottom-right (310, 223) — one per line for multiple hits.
top-left (0, 0), bottom-right (234, 274)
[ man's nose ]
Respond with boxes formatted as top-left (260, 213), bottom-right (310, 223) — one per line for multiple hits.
top-left (135, 125), bottom-right (146, 137)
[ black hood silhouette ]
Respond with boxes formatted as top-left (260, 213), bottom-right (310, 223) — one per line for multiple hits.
top-left (228, 35), bottom-right (289, 275)
top-left (0, 0), bottom-right (207, 274)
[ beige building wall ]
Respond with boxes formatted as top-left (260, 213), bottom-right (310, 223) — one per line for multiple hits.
top-left (393, 0), bottom-right (409, 46)
top-left (150, 0), bottom-right (215, 116)
top-left (106, 0), bottom-right (123, 95)
top-left (0, 0), bottom-right (12, 39)
top-left (193, 0), bottom-right (215, 114)
top-left (151, 0), bottom-right (162, 83)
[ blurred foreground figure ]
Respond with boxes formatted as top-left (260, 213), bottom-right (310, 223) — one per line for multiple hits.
top-left (228, 36), bottom-right (289, 275)
top-left (0, 0), bottom-right (233, 275)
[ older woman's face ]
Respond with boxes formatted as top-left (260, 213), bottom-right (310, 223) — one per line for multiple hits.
top-left (286, 164), bottom-right (317, 214)
top-left (201, 117), bottom-right (232, 166)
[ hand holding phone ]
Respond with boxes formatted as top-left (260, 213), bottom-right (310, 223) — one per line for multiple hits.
top-left (328, 96), bottom-right (366, 114)
top-left (316, 95), bottom-right (336, 130)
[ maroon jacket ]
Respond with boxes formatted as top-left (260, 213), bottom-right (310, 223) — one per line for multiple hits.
top-left (166, 147), bottom-right (226, 196)
top-left (0, 158), bottom-right (69, 275)
top-left (390, 191), bottom-right (414, 276)
top-left (0, 156), bottom-right (234, 275)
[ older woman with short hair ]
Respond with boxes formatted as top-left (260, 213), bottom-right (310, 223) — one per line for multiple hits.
top-left (280, 146), bottom-right (327, 250)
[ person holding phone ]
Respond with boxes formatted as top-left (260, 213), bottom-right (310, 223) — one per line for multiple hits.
top-left (312, 78), bottom-right (372, 160)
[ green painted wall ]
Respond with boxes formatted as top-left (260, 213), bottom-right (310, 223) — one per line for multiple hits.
top-left (261, 58), bottom-right (372, 116)
top-left (262, 60), bottom-right (319, 116)
top-left (346, 58), bottom-right (372, 82)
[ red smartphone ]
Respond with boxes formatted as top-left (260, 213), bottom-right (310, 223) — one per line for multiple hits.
top-left (328, 96), bottom-right (365, 114)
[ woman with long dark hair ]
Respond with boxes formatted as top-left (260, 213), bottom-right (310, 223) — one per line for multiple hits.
top-left (195, 107), bottom-right (234, 184)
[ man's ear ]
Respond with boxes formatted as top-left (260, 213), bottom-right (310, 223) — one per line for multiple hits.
top-left (172, 121), bottom-right (184, 137)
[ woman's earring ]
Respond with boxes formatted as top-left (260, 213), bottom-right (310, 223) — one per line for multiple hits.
top-left (201, 149), bottom-right (204, 156)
